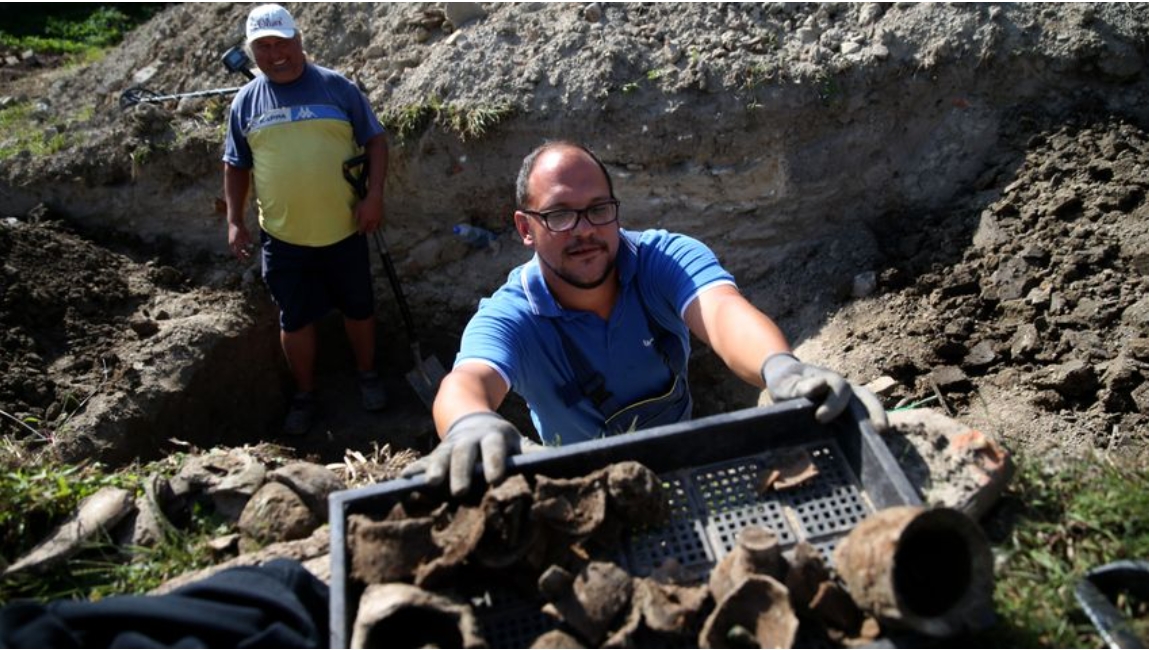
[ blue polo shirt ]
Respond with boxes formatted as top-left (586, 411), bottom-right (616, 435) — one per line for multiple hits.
top-left (456, 229), bottom-right (735, 445)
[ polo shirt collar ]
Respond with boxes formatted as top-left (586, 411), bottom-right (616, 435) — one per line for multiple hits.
top-left (520, 229), bottom-right (639, 319)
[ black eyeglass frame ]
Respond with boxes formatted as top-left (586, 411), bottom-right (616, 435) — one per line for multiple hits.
top-left (519, 199), bottom-right (621, 233)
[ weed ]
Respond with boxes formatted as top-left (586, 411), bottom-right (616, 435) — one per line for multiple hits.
top-left (976, 455), bottom-right (1149, 647)
top-left (381, 97), bottom-right (514, 142)
top-left (621, 67), bottom-right (668, 95)
top-left (815, 71), bottom-right (843, 107)
top-left (0, 102), bottom-right (78, 161)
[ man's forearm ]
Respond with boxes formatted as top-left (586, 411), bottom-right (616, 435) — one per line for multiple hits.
top-left (365, 134), bottom-right (388, 198)
top-left (432, 364), bottom-right (508, 438)
top-left (687, 285), bottom-right (791, 388)
top-left (223, 163), bottom-right (251, 226)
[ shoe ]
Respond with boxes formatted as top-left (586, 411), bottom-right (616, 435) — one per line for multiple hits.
top-left (282, 393), bottom-right (316, 436)
top-left (359, 370), bottom-right (388, 411)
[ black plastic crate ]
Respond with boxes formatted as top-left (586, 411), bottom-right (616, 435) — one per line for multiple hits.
top-left (328, 398), bottom-right (920, 648)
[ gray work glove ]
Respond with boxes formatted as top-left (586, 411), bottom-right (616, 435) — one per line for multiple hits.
top-left (761, 352), bottom-right (888, 431)
top-left (401, 411), bottom-right (541, 497)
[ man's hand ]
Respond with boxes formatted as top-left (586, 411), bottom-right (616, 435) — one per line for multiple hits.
top-left (400, 411), bottom-right (541, 496)
top-left (228, 222), bottom-right (254, 261)
top-left (761, 353), bottom-right (888, 431)
top-left (355, 192), bottom-right (384, 234)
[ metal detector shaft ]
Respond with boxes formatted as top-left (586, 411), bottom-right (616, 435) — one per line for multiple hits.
top-left (120, 85), bottom-right (243, 110)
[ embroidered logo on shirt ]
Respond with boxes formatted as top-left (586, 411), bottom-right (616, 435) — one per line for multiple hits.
top-left (295, 106), bottom-right (317, 120)
top-left (643, 337), bottom-right (655, 347)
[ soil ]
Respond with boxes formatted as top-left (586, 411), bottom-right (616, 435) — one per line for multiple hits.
top-left (1, 4), bottom-right (1147, 476)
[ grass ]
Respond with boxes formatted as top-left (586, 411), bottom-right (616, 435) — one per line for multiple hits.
top-left (380, 97), bottom-right (515, 143)
top-left (0, 5), bottom-right (163, 57)
top-left (976, 455), bottom-right (1149, 647)
top-left (0, 102), bottom-right (76, 160)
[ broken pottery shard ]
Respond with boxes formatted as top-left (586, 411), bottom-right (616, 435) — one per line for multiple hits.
top-left (809, 579), bottom-right (864, 636)
top-left (758, 449), bottom-right (819, 493)
top-left (474, 474), bottom-right (537, 568)
top-left (531, 629), bottom-right (585, 648)
top-left (833, 506), bottom-right (995, 637)
top-left (635, 577), bottom-right (711, 634)
top-left (784, 540), bottom-right (830, 610)
top-left (4, 486), bottom-right (134, 577)
top-left (348, 513), bottom-right (436, 584)
top-left (699, 574), bottom-right (798, 649)
top-left (604, 461), bottom-right (670, 527)
top-left (351, 582), bottom-right (485, 649)
top-left (532, 472), bottom-right (607, 537)
top-left (415, 504), bottom-right (486, 587)
top-left (540, 560), bottom-right (633, 647)
top-left (709, 525), bottom-right (784, 603)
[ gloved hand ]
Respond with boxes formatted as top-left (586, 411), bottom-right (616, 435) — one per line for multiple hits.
top-left (761, 352), bottom-right (888, 431)
top-left (400, 411), bottom-right (542, 496)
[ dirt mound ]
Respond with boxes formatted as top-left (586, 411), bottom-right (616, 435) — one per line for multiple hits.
top-left (1, 3), bottom-right (1148, 466)
top-left (799, 114), bottom-right (1149, 462)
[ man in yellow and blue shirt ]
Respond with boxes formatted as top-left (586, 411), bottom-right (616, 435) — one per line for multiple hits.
top-left (223, 4), bottom-right (388, 436)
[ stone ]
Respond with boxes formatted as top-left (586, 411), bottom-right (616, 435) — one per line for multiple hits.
top-left (268, 462), bottom-right (345, 521)
top-left (4, 487), bottom-right (134, 577)
top-left (930, 365), bottom-right (972, 393)
top-left (237, 482), bottom-right (319, 547)
top-left (443, 2), bottom-right (486, 28)
top-left (866, 375), bottom-right (898, 396)
top-left (852, 271), bottom-right (877, 298)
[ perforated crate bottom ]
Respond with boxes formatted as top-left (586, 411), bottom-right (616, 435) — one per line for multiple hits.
top-left (476, 439), bottom-right (872, 647)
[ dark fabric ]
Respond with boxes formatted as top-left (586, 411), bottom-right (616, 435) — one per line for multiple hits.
top-left (0, 559), bottom-right (328, 649)
top-left (260, 229), bottom-right (375, 332)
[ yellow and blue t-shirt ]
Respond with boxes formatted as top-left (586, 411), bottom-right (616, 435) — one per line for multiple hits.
top-left (223, 64), bottom-right (383, 247)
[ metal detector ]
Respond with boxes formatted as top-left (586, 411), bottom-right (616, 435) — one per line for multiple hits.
top-left (118, 44), bottom-right (254, 109)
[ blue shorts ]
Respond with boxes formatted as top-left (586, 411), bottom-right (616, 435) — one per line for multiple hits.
top-left (260, 231), bottom-right (374, 332)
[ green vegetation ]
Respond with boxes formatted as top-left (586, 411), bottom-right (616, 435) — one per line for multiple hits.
top-left (0, 4), bottom-right (165, 56)
top-left (621, 68), bottom-right (668, 94)
top-left (0, 445), bottom-right (222, 602)
top-left (0, 102), bottom-right (74, 160)
top-left (380, 96), bottom-right (515, 142)
top-left (979, 456), bottom-right (1149, 647)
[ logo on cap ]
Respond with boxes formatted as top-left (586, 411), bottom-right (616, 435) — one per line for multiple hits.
top-left (246, 4), bottom-right (296, 43)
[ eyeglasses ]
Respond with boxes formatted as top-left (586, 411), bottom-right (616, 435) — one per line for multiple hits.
top-left (520, 199), bottom-right (620, 233)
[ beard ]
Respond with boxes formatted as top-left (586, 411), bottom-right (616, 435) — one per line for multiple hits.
top-left (539, 237), bottom-right (617, 290)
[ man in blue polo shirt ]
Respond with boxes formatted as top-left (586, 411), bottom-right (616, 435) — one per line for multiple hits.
top-left (404, 141), bottom-right (886, 495)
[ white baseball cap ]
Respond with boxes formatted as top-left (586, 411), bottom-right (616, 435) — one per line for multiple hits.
top-left (246, 4), bottom-right (296, 44)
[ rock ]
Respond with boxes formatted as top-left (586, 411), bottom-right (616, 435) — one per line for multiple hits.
top-left (1009, 323), bottom-right (1041, 359)
top-left (963, 340), bottom-right (997, 370)
top-left (1132, 382), bottom-right (1149, 413)
top-left (122, 473), bottom-right (174, 549)
top-left (443, 2), bottom-right (486, 28)
top-left (4, 487), bottom-right (134, 577)
top-left (883, 409), bottom-right (1014, 520)
top-left (128, 315), bottom-right (159, 338)
top-left (237, 482), bottom-right (320, 548)
top-left (866, 375), bottom-right (899, 396)
top-left (930, 365), bottom-right (971, 393)
top-left (1034, 358), bottom-right (1098, 401)
top-left (583, 2), bottom-right (602, 23)
top-left (852, 271), bottom-right (877, 298)
top-left (268, 461), bottom-right (345, 521)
